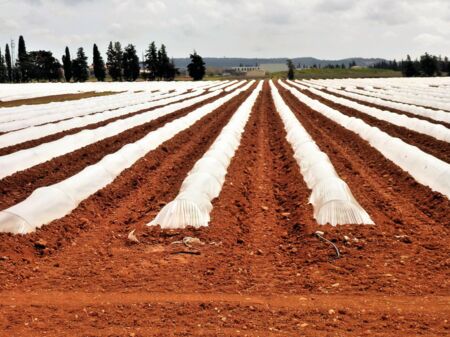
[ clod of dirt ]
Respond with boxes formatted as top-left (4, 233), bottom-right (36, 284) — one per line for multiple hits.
top-left (34, 239), bottom-right (47, 250)
top-left (127, 229), bottom-right (140, 243)
top-left (261, 205), bottom-right (269, 211)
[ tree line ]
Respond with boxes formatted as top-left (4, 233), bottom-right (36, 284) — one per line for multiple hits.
top-left (371, 53), bottom-right (450, 77)
top-left (0, 36), bottom-right (206, 83)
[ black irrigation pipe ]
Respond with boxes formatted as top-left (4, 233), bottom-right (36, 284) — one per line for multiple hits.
top-left (315, 231), bottom-right (341, 260)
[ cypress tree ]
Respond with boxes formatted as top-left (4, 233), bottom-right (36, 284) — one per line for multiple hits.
top-left (62, 46), bottom-right (72, 82)
top-left (123, 44), bottom-right (140, 81)
top-left (106, 41), bottom-right (123, 81)
top-left (286, 59), bottom-right (295, 80)
top-left (93, 44), bottom-right (106, 81)
top-left (187, 51), bottom-right (206, 81)
top-left (72, 47), bottom-right (89, 82)
top-left (144, 41), bottom-right (158, 80)
top-left (5, 44), bottom-right (12, 82)
top-left (0, 48), bottom-right (7, 83)
top-left (402, 55), bottom-right (418, 77)
top-left (157, 44), bottom-right (170, 80)
top-left (420, 53), bottom-right (437, 76)
top-left (18, 35), bottom-right (29, 82)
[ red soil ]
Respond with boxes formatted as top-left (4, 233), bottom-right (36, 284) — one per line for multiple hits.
top-left (0, 81), bottom-right (448, 336)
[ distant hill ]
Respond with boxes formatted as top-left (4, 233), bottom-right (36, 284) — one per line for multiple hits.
top-left (172, 57), bottom-right (385, 69)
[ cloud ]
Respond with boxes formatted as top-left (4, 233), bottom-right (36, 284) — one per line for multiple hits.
top-left (0, 0), bottom-right (449, 60)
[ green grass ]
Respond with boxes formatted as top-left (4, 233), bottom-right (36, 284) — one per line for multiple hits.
top-left (270, 68), bottom-right (402, 79)
top-left (0, 91), bottom-right (119, 108)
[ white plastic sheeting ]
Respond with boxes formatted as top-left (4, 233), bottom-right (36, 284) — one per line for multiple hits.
top-left (0, 89), bottom-right (209, 148)
top-left (287, 80), bottom-right (450, 142)
top-left (0, 81), bottom-right (255, 234)
top-left (0, 81), bottom-right (225, 102)
top-left (0, 90), bottom-right (177, 132)
top-left (0, 89), bottom-right (222, 180)
top-left (148, 81), bottom-right (263, 229)
top-left (281, 80), bottom-right (450, 198)
top-left (270, 81), bottom-right (373, 226)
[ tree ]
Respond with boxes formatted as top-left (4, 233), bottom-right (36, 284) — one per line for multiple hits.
top-left (93, 44), bottom-right (106, 81)
top-left (106, 41), bottom-right (123, 81)
top-left (157, 44), bottom-right (171, 80)
top-left (145, 41), bottom-right (158, 80)
top-left (122, 44), bottom-right (140, 81)
top-left (62, 46), bottom-right (72, 82)
top-left (17, 35), bottom-right (30, 82)
top-left (187, 51), bottom-right (205, 81)
top-left (286, 59), bottom-right (295, 80)
top-left (420, 52), bottom-right (438, 76)
top-left (402, 55), bottom-right (418, 77)
top-left (5, 44), bottom-right (12, 82)
top-left (72, 47), bottom-right (89, 82)
top-left (0, 48), bottom-right (7, 83)
top-left (27, 50), bottom-right (61, 81)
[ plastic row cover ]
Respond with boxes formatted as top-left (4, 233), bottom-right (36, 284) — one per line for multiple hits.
top-left (148, 81), bottom-right (262, 229)
top-left (0, 89), bottom-right (221, 180)
top-left (0, 81), bottom-right (221, 116)
top-left (0, 80), bottom-right (225, 128)
top-left (0, 89), bottom-right (207, 148)
top-left (0, 81), bottom-right (254, 234)
top-left (224, 80), bottom-right (247, 92)
top-left (271, 81), bottom-right (373, 226)
top-left (0, 89), bottom-right (180, 132)
top-left (323, 87), bottom-right (450, 124)
top-left (280, 81), bottom-right (450, 198)
top-left (288, 81), bottom-right (450, 142)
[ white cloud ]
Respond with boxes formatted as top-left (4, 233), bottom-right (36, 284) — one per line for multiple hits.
top-left (0, 0), bottom-right (448, 60)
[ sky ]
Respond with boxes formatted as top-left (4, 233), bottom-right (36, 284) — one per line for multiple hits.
top-left (0, 0), bottom-right (449, 60)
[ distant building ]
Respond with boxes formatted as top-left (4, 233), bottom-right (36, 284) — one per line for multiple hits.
top-left (231, 66), bottom-right (260, 73)
top-left (259, 63), bottom-right (288, 73)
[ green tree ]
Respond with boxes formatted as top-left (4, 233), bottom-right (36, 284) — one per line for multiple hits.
top-left (17, 35), bottom-right (30, 82)
top-left (62, 46), bottom-right (72, 82)
top-left (28, 50), bottom-right (61, 81)
top-left (157, 44), bottom-right (170, 80)
top-left (5, 44), bottom-right (12, 82)
top-left (187, 51), bottom-right (205, 81)
top-left (145, 41), bottom-right (158, 80)
top-left (0, 48), bottom-right (7, 83)
top-left (286, 59), bottom-right (295, 80)
top-left (122, 44), bottom-right (140, 81)
top-left (93, 44), bottom-right (106, 81)
top-left (420, 53), bottom-right (438, 76)
top-left (72, 47), bottom-right (89, 82)
top-left (106, 41), bottom-right (123, 81)
top-left (402, 55), bottom-right (418, 77)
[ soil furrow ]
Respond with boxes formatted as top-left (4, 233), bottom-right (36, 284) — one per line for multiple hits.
top-left (0, 91), bottom-right (228, 211)
top-left (276, 81), bottom-right (450, 295)
top-left (298, 87), bottom-right (450, 163)
top-left (0, 83), bottom-right (256, 280)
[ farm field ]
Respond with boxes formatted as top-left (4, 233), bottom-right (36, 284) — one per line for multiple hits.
top-left (0, 79), bottom-right (449, 336)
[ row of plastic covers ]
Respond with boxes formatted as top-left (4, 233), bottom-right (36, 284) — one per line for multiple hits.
top-left (281, 81), bottom-right (450, 198)
top-left (270, 81), bottom-right (373, 226)
top-left (0, 89), bottom-right (208, 148)
top-left (0, 80), bottom-right (224, 102)
top-left (0, 81), bottom-right (255, 234)
top-left (0, 89), bottom-right (223, 180)
top-left (149, 81), bottom-right (263, 229)
top-left (296, 80), bottom-right (450, 125)
top-left (360, 85), bottom-right (450, 104)
top-left (288, 81), bottom-right (450, 142)
top-left (303, 78), bottom-right (450, 100)
top-left (0, 90), bottom-right (177, 132)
